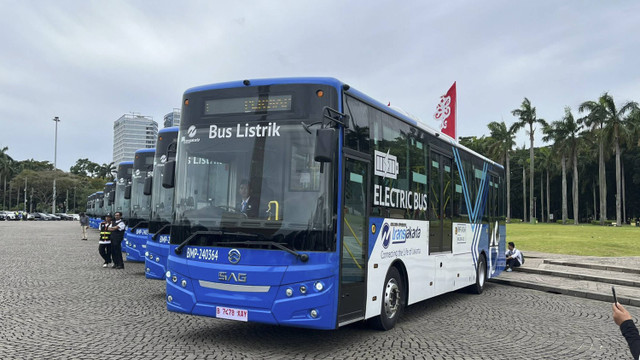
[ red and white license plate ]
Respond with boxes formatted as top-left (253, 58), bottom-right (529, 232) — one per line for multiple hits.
top-left (216, 306), bottom-right (248, 322)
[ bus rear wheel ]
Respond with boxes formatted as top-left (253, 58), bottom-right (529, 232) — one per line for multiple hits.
top-left (369, 266), bottom-right (405, 331)
top-left (469, 254), bottom-right (486, 294)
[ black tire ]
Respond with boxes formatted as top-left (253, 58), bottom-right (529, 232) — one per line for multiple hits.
top-left (469, 254), bottom-right (487, 294)
top-left (369, 266), bottom-right (405, 331)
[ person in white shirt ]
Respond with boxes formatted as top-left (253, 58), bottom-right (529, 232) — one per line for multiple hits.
top-left (505, 241), bottom-right (523, 272)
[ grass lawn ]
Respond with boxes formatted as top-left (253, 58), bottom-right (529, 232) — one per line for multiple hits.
top-left (507, 222), bottom-right (640, 257)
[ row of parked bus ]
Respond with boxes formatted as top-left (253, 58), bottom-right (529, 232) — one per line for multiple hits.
top-left (85, 78), bottom-right (506, 331)
top-left (85, 126), bottom-right (178, 280)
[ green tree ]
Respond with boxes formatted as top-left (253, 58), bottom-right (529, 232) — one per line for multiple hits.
top-left (486, 121), bottom-right (516, 222)
top-left (544, 107), bottom-right (583, 224)
top-left (580, 93), bottom-right (638, 226)
top-left (97, 162), bottom-right (116, 181)
top-left (511, 98), bottom-right (547, 224)
top-left (70, 158), bottom-right (101, 177)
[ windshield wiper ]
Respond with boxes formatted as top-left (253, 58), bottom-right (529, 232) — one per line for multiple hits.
top-left (151, 224), bottom-right (171, 240)
top-left (221, 241), bottom-right (309, 262)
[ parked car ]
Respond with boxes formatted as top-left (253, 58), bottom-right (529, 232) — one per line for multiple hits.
top-left (46, 213), bottom-right (61, 221)
top-left (32, 213), bottom-right (50, 221)
top-left (55, 213), bottom-right (74, 221)
top-left (26, 213), bottom-right (35, 220)
top-left (2, 211), bottom-right (17, 220)
top-left (69, 214), bottom-right (80, 221)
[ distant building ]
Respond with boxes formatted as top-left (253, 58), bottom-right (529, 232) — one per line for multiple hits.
top-left (113, 113), bottom-right (158, 165)
top-left (164, 108), bottom-right (181, 128)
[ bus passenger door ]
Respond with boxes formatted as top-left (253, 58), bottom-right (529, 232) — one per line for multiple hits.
top-left (338, 155), bottom-right (369, 325)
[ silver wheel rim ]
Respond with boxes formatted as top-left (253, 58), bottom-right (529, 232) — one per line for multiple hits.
top-left (478, 261), bottom-right (486, 287)
top-left (384, 278), bottom-right (400, 319)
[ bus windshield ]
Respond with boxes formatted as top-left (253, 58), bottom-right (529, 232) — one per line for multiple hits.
top-left (150, 157), bottom-right (175, 229)
top-left (130, 153), bottom-right (154, 223)
top-left (172, 120), bottom-right (335, 252)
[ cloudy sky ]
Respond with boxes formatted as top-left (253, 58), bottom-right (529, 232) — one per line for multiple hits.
top-left (1, 0), bottom-right (639, 171)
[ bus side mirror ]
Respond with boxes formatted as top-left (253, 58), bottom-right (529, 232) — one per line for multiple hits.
top-left (124, 185), bottom-right (132, 199)
top-left (143, 177), bottom-right (153, 196)
top-left (162, 160), bottom-right (176, 189)
top-left (314, 128), bottom-right (336, 163)
top-left (108, 192), bottom-right (115, 203)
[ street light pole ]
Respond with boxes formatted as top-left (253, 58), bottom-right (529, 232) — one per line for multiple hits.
top-left (52, 116), bottom-right (60, 214)
top-left (24, 177), bottom-right (27, 212)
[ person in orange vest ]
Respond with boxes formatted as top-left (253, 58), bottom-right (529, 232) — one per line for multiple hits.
top-left (98, 214), bottom-right (113, 268)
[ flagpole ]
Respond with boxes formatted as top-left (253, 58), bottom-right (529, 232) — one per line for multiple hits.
top-left (454, 81), bottom-right (458, 143)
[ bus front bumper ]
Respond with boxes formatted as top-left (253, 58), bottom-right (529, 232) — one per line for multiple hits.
top-left (124, 230), bottom-right (148, 262)
top-left (145, 241), bottom-right (169, 280)
top-left (166, 269), bottom-right (338, 330)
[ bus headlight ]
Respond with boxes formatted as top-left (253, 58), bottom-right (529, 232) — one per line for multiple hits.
top-left (165, 271), bottom-right (171, 278)
top-left (310, 309), bottom-right (318, 318)
top-left (285, 288), bottom-right (293, 297)
top-left (145, 251), bottom-right (149, 257)
top-left (299, 285), bottom-right (307, 294)
top-left (172, 275), bottom-right (177, 283)
top-left (314, 282), bottom-right (324, 291)
top-left (181, 280), bottom-right (187, 288)
top-left (167, 295), bottom-right (173, 302)
top-left (156, 257), bottom-right (160, 262)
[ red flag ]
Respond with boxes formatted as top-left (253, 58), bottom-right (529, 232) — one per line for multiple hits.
top-left (434, 82), bottom-right (456, 140)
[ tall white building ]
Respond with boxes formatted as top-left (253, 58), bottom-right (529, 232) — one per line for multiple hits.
top-left (113, 113), bottom-right (158, 165)
top-left (163, 108), bottom-right (181, 128)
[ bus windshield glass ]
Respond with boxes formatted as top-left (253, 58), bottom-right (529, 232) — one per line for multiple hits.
top-left (130, 153), bottom-right (154, 222)
top-left (172, 120), bottom-right (335, 252)
top-left (150, 133), bottom-right (177, 231)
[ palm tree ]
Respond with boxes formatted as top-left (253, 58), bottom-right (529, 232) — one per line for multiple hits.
top-left (580, 93), bottom-right (638, 226)
top-left (0, 147), bottom-right (16, 210)
top-left (487, 121), bottom-right (516, 222)
top-left (511, 98), bottom-right (547, 224)
top-left (544, 107), bottom-right (583, 224)
top-left (97, 162), bottom-right (116, 181)
top-left (536, 147), bottom-right (552, 223)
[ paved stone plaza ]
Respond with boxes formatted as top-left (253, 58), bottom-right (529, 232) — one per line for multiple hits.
top-left (0, 221), bottom-right (637, 359)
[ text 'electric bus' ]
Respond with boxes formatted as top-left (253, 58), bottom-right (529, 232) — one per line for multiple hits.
top-left (124, 148), bottom-right (155, 262)
top-left (164, 77), bottom-right (506, 330)
top-left (145, 127), bottom-right (179, 279)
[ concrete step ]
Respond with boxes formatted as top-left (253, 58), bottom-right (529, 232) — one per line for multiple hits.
top-left (490, 271), bottom-right (640, 307)
top-left (543, 259), bottom-right (640, 275)
top-left (516, 265), bottom-right (640, 288)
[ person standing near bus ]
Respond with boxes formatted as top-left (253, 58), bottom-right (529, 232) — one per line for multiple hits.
top-left (613, 302), bottom-right (640, 359)
top-left (79, 212), bottom-right (89, 240)
top-left (98, 214), bottom-right (113, 268)
top-left (108, 212), bottom-right (126, 269)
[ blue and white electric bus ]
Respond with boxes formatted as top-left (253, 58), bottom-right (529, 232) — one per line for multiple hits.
top-left (87, 193), bottom-right (98, 228)
top-left (114, 161), bottom-right (134, 220)
top-left (95, 191), bottom-right (105, 220)
top-left (165, 78), bottom-right (506, 330)
top-left (145, 127), bottom-right (179, 279)
top-left (124, 148), bottom-right (155, 262)
top-left (104, 182), bottom-right (115, 216)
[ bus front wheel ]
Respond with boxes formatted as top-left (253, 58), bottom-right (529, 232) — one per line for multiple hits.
top-left (369, 266), bottom-right (405, 331)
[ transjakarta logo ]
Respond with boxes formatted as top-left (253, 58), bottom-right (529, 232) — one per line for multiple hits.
top-left (381, 222), bottom-right (422, 249)
top-left (374, 150), bottom-right (399, 179)
top-left (182, 125), bottom-right (201, 144)
top-left (135, 169), bottom-right (141, 176)
top-left (160, 155), bottom-right (167, 163)
top-left (187, 125), bottom-right (197, 138)
top-left (209, 123), bottom-right (281, 139)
